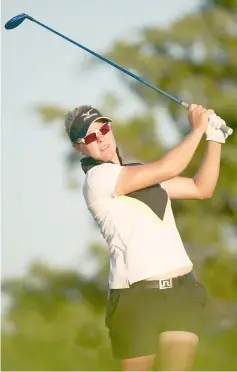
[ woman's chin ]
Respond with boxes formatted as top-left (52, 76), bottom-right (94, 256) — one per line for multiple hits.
top-left (101, 149), bottom-right (114, 162)
top-left (102, 154), bottom-right (112, 162)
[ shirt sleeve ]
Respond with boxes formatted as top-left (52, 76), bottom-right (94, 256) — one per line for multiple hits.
top-left (83, 163), bottom-right (123, 201)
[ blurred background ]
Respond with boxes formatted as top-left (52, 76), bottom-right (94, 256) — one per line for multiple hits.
top-left (1, 0), bottom-right (237, 370)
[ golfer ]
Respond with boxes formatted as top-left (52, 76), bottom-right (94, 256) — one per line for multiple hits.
top-left (65, 104), bottom-right (227, 371)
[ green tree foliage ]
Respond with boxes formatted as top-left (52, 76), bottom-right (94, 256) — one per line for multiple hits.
top-left (1, 262), bottom-right (117, 371)
top-left (2, 1), bottom-right (237, 370)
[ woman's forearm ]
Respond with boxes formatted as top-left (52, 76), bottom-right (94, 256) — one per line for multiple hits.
top-left (193, 141), bottom-right (221, 198)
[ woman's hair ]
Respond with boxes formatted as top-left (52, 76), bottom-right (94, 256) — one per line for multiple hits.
top-left (116, 147), bottom-right (123, 165)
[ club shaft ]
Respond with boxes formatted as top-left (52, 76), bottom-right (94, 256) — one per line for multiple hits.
top-left (7, 14), bottom-right (232, 135)
top-left (28, 16), bottom-right (187, 107)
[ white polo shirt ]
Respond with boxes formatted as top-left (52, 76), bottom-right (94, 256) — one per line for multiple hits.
top-left (83, 162), bottom-right (193, 289)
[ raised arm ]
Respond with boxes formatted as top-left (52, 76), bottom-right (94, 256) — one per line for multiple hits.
top-left (161, 116), bottom-right (228, 200)
top-left (114, 105), bottom-right (213, 196)
top-left (161, 142), bottom-right (221, 199)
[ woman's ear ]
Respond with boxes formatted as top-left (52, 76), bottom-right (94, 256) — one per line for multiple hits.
top-left (72, 143), bottom-right (81, 153)
top-left (73, 143), bottom-right (87, 156)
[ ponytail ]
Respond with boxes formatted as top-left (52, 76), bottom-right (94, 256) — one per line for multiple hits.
top-left (116, 147), bottom-right (123, 165)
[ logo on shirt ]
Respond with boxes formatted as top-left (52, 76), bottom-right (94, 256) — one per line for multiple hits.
top-left (159, 278), bottom-right (172, 289)
top-left (81, 109), bottom-right (97, 122)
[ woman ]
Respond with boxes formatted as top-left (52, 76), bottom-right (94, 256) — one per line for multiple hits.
top-left (65, 104), bottom-right (227, 371)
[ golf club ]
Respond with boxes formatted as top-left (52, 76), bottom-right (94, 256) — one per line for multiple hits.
top-left (5, 13), bottom-right (233, 135)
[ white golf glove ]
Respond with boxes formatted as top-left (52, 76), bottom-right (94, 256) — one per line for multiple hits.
top-left (206, 113), bottom-right (228, 144)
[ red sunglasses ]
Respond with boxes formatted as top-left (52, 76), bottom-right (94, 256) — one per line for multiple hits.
top-left (76, 122), bottom-right (111, 145)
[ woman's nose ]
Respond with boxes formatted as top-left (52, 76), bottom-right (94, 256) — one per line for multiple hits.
top-left (96, 132), bottom-right (104, 142)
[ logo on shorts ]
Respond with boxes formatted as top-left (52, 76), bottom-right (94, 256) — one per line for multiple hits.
top-left (159, 279), bottom-right (172, 289)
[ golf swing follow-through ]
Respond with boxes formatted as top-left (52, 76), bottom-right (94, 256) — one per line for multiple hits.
top-left (5, 12), bottom-right (233, 371)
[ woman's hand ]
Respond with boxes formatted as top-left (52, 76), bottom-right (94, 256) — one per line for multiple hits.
top-left (188, 104), bottom-right (214, 133)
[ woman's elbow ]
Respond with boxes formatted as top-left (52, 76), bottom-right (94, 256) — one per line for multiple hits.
top-left (199, 190), bottom-right (214, 199)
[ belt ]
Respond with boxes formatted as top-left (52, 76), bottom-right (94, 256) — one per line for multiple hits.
top-left (128, 271), bottom-right (195, 290)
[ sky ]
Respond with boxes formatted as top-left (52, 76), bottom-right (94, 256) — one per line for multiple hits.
top-left (1, 0), bottom-right (201, 279)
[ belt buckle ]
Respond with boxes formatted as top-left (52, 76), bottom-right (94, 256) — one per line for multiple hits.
top-left (159, 278), bottom-right (173, 289)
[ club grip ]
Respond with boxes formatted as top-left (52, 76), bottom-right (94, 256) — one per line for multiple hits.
top-left (208, 114), bottom-right (233, 136)
top-left (219, 124), bottom-right (233, 136)
top-left (181, 102), bottom-right (234, 136)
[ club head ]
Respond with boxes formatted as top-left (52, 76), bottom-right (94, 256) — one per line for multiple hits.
top-left (5, 13), bottom-right (29, 30)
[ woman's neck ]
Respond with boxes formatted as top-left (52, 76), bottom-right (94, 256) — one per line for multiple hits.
top-left (111, 153), bottom-right (121, 165)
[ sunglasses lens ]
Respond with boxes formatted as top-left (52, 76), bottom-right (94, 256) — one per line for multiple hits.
top-left (84, 133), bottom-right (97, 145)
top-left (100, 123), bottom-right (110, 135)
top-left (83, 123), bottom-right (111, 144)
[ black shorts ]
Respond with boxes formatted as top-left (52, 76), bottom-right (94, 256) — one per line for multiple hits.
top-left (105, 272), bottom-right (207, 360)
